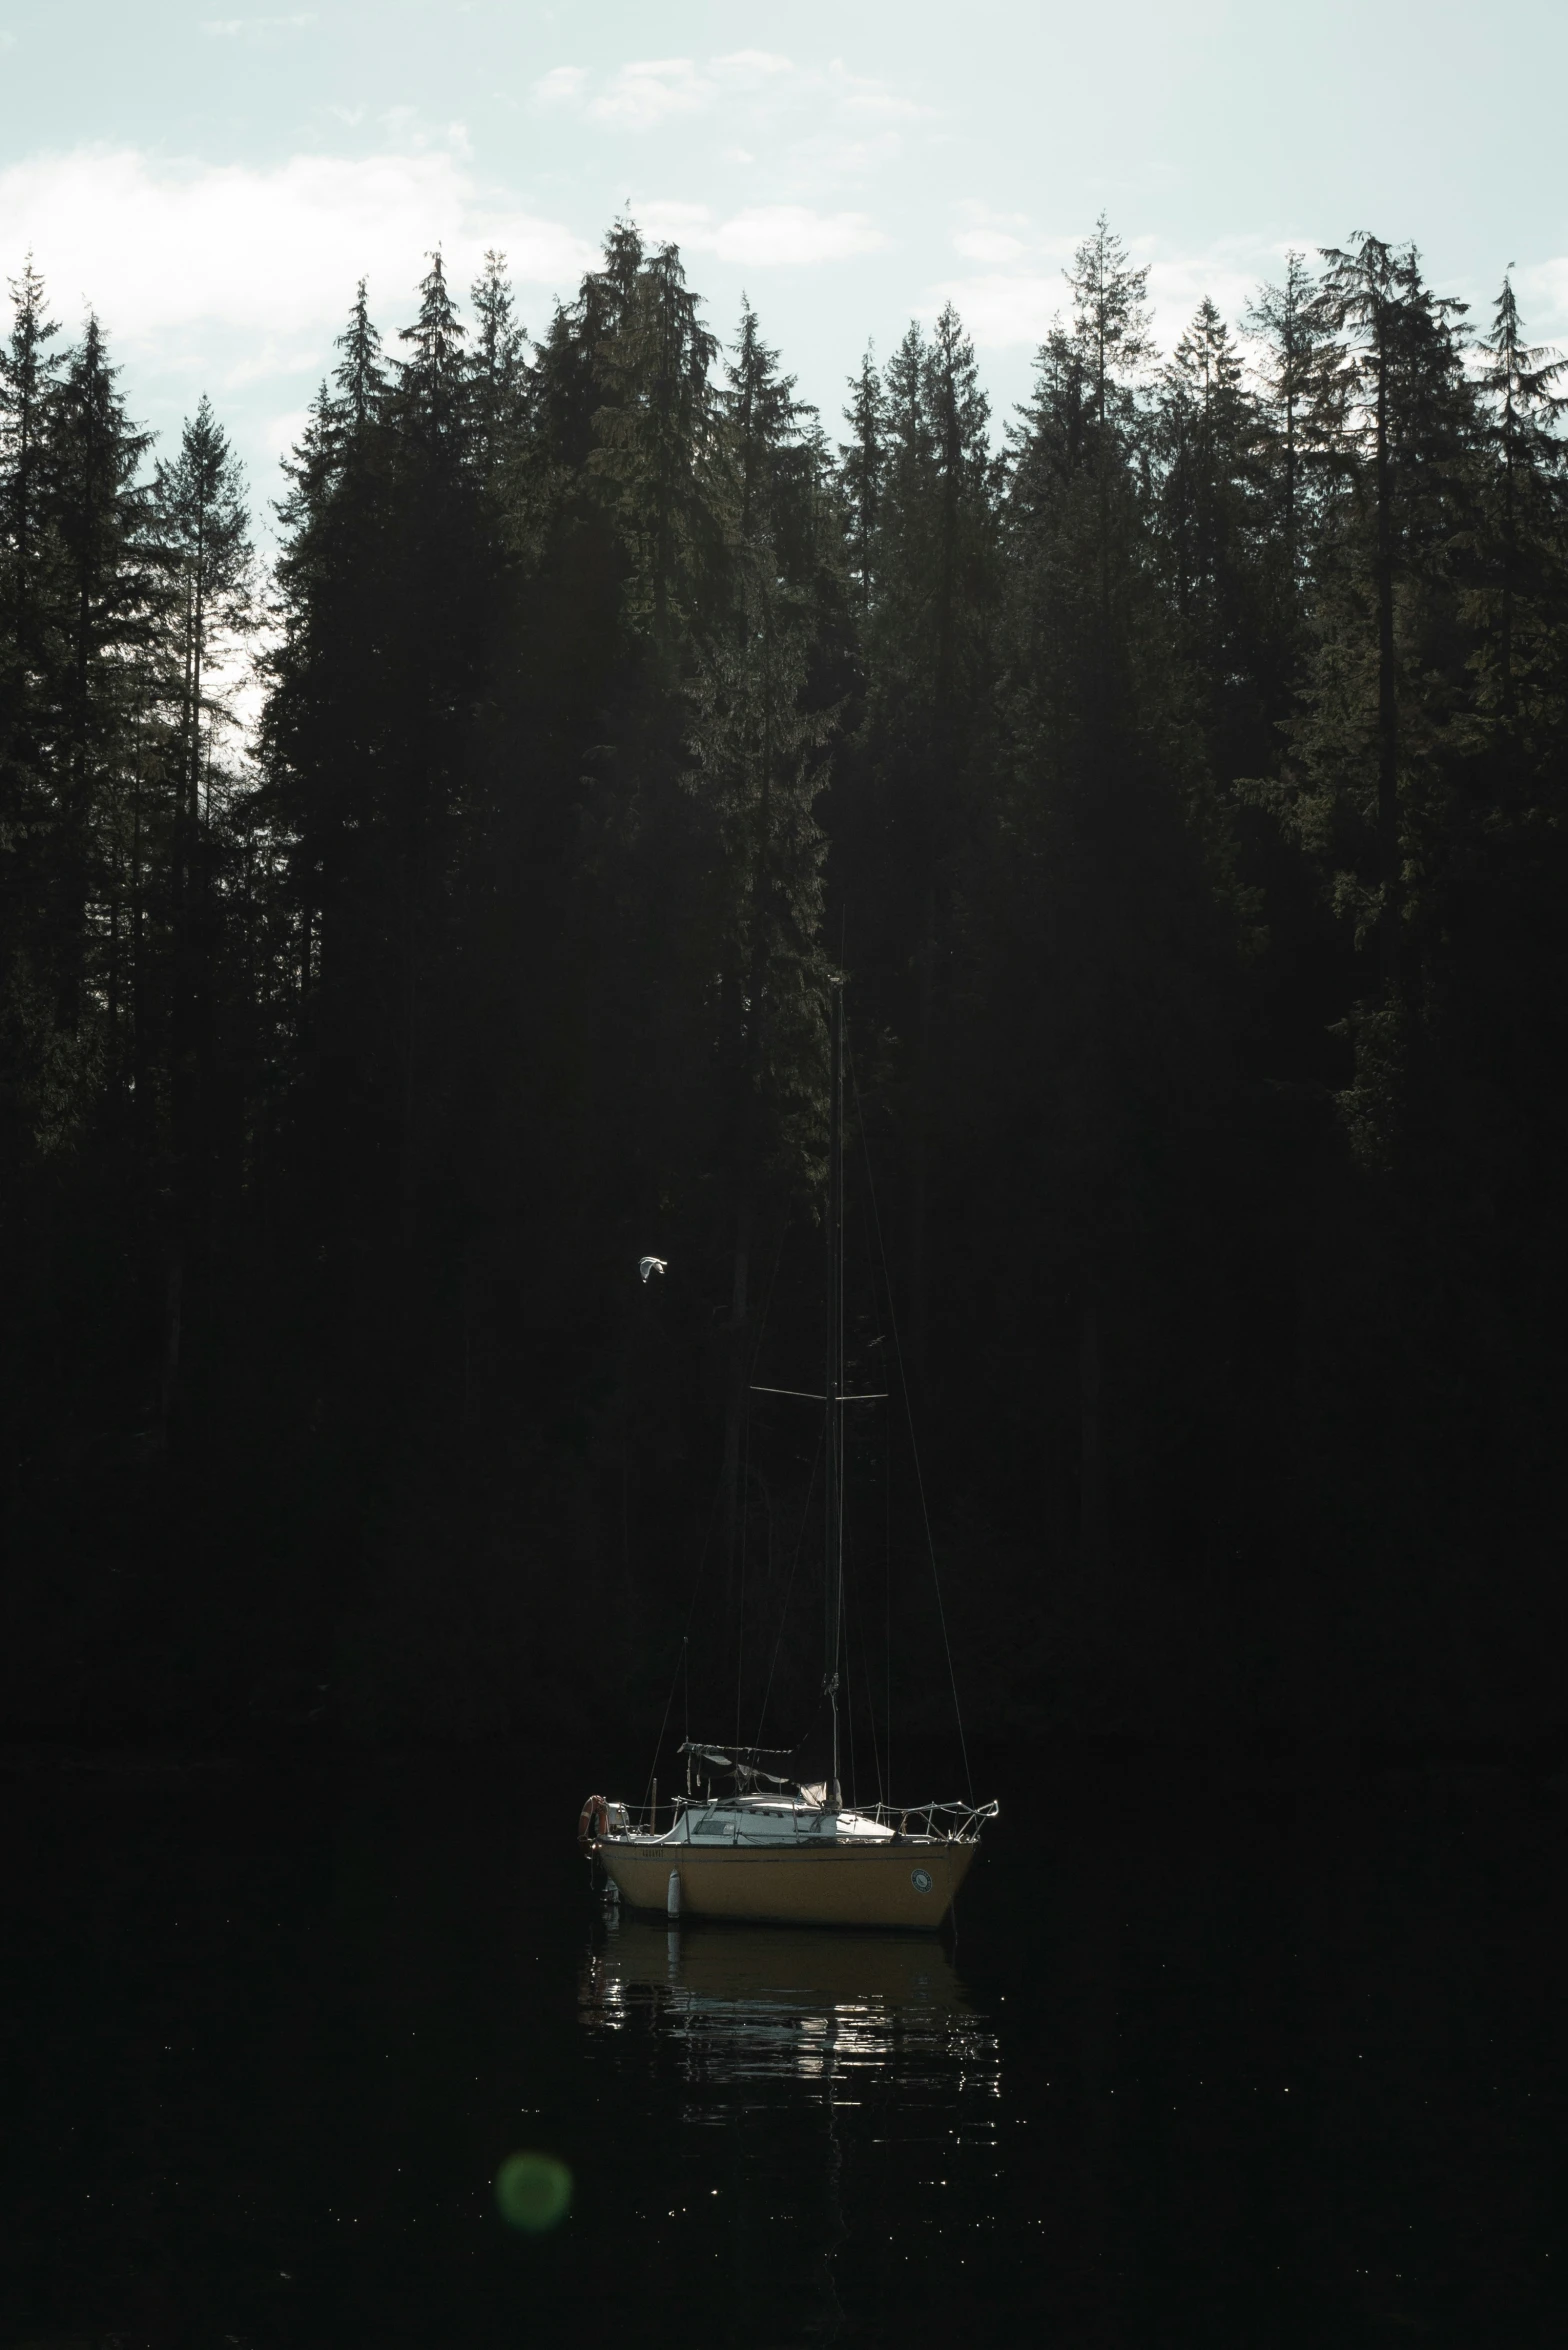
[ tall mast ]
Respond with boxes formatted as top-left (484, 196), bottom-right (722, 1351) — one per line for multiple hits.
top-left (825, 978), bottom-right (845, 1810)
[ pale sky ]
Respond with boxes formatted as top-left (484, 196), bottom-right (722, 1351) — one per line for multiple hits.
top-left (3, 0), bottom-right (1566, 521)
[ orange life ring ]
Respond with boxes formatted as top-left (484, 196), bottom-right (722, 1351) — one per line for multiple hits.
top-left (577, 1793), bottom-right (610, 1849)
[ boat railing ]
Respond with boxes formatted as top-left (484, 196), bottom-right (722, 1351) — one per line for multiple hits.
top-left (857, 1798), bottom-right (1001, 1841)
top-left (607, 1795), bottom-right (998, 1841)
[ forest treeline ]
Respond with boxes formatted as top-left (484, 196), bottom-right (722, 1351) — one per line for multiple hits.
top-left (3, 219), bottom-right (1565, 1753)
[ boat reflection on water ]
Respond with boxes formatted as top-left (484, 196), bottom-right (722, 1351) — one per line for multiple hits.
top-left (579, 1918), bottom-right (1001, 2342)
top-left (579, 1914), bottom-right (999, 2096)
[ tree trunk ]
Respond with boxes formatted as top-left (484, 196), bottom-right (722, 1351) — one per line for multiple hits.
top-left (158, 1252), bottom-right (183, 1448)
top-left (1373, 338), bottom-right (1400, 988)
top-left (1080, 1288), bottom-right (1106, 1568)
top-left (721, 1202), bottom-right (752, 1592)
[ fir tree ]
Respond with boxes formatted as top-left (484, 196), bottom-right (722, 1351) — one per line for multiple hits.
top-left (155, 396), bottom-right (253, 839)
top-left (1063, 212), bottom-right (1155, 439)
top-left (1156, 295), bottom-right (1260, 745)
top-left (469, 249), bottom-right (529, 476)
top-left (335, 276), bottom-right (386, 435)
top-left (0, 259), bottom-right (67, 1165)
top-left (1308, 235), bottom-right (1473, 987)
top-left (44, 315), bottom-right (158, 1065)
top-left (840, 346), bottom-right (882, 618)
top-left (1245, 251), bottom-right (1339, 600)
top-left (154, 397), bottom-right (253, 1310)
top-left (1470, 273), bottom-right (1568, 736)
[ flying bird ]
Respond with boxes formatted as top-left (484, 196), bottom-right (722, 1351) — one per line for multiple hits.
top-left (639, 1256), bottom-right (668, 1284)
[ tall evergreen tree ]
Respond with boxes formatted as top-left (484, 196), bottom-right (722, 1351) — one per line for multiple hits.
top-left (944, 222), bottom-right (1251, 1576)
top-left (153, 397), bottom-right (253, 1352)
top-left (1155, 296), bottom-right (1264, 767)
top-left (846, 305), bottom-right (997, 1373)
top-left (42, 315), bottom-right (158, 1087)
top-left (469, 248), bottom-right (529, 479)
top-left (690, 302), bottom-right (838, 1557)
top-left (1302, 235), bottom-right (1473, 999)
top-left (1469, 273), bottom-right (1568, 737)
top-left (1245, 252), bottom-right (1340, 605)
top-left (0, 259), bottom-right (67, 1165)
top-left (840, 346), bottom-right (882, 619)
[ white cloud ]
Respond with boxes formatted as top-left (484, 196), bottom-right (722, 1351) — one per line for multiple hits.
top-left (957, 199), bottom-right (1028, 229)
top-left (549, 50), bottom-right (917, 170)
top-left (953, 230), bottom-right (1028, 266)
top-left (201, 12), bottom-right (315, 33)
top-left (711, 206), bottom-right (887, 266)
top-left (824, 60), bottom-right (931, 121)
top-left (835, 89), bottom-right (925, 121)
top-left (532, 64), bottom-right (586, 106)
top-left (927, 272), bottom-right (1062, 348)
top-left (637, 202), bottom-right (888, 268)
top-left (264, 406), bottom-right (311, 458)
top-left (713, 50), bottom-right (793, 84)
top-left (537, 52), bottom-right (791, 125)
top-left (376, 103), bottom-right (471, 152)
top-left (588, 59), bottom-right (716, 131)
top-left (631, 200), bottom-right (710, 252)
top-left (0, 146), bottom-right (595, 352)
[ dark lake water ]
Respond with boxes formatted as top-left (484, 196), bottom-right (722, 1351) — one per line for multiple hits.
top-left (3, 1748), bottom-right (1563, 2347)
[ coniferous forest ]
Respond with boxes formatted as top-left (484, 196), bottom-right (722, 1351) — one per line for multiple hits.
top-left (4, 218), bottom-right (1566, 1757)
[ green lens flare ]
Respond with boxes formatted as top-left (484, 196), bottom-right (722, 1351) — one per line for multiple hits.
top-left (495, 2150), bottom-right (573, 2234)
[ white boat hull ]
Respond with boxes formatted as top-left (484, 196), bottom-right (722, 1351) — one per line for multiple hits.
top-left (597, 1833), bottom-right (977, 1929)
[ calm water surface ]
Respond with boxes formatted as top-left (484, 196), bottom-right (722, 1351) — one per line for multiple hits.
top-left (3, 1750), bottom-right (1563, 2346)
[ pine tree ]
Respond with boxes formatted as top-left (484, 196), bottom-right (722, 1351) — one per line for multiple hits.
top-left (1470, 273), bottom-right (1568, 737)
top-left (153, 397), bottom-right (253, 1314)
top-left (44, 315), bottom-right (159, 1076)
top-left (1064, 212), bottom-right (1155, 439)
top-left (469, 249), bottom-right (529, 479)
top-left (0, 259), bottom-right (67, 1166)
top-left (840, 346), bottom-right (882, 618)
top-left (1155, 296), bottom-right (1260, 754)
top-left (705, 304), bottom-right (835, 1205)
top-left (1245, 252), bottom-right (1340, 602)
top-left (335, 276), bottom-right (386, 433)
top-left (589, 233), bottom-right (721, 648)
top-left (1307, 235), bottom-right (1473, 990)
top-left (687, 301), bottom-right (837, 1566)
top-left (846, 305), bottom-right (997, 1373)
top-left (0, 257), bottom-right (62, 669)
top-left (970, 232), bottom-right (1242, 1568)
top-left (155, 397), bottom-right (253, 840)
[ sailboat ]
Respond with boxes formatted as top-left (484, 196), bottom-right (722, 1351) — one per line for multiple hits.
top-left (579, 980), bottom-right (997, 1930)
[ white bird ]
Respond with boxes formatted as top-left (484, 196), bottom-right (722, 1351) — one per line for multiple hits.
top-left (639, 1256), bottom-right (668, 1284)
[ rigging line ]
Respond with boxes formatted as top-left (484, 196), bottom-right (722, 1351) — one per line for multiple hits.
top-left (885, 1374), bottom-right (893, 1801)
top-left (737, 1212), bottom-right (789, 1754)
top-left (753, 1419), bottom-right (823, 1750)
top-left (642, 1636), bottom-right (685, 1822)
top-left (736, 1374), bottom-right (751, 1753)
top-left (848, 1037), bottom-right (973, 1801)
top-left (855, 1165), bottom-right (894, 1801)
top-left (843, 1571), bottom-right (858, 1809)
top-left (844, 1515), bottom-right (885, 1805)
top-left (643, 1464), bottom-right (726, 1815)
